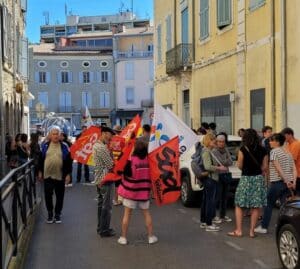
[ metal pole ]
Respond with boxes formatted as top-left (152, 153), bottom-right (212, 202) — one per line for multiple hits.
top-left (0, 187), bottom-right (3, 269)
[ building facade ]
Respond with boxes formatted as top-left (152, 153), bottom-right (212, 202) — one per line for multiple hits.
top-left (29, 40), bottom-right (114, 129)
top-left (0, 0), bottom-right (29, 161)
top-left (154, 0), bottom-right (300, 136)
top-left (114, 26), bottom-right (154, 126)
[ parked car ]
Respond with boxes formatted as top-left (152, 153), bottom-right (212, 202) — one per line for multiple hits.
top-left (276, 199), bottom-right (300, 269)
top-left (179, 135), bottom-right (242, 207)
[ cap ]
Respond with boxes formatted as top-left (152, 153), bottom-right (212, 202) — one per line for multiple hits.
top-left (113, 125), bottom-right (122, 133)
top-left (101, 126), bottom-right (116, 135)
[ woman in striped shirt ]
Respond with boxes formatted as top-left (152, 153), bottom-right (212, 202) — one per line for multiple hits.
top-left (255, 133), bottom-right (297, 234)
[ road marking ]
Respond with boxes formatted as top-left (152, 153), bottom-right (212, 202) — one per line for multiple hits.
top-left (225, 241), bottom-right (244, 251)
top-left (192, 217), bottom-right (200, 224)
top-left (253, 259), bottom-right (268, 269)
top-left (178, 208), bottom-right (187, 214)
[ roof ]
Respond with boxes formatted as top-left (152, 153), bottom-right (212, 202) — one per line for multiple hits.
top-left (115, 26), bottom-right (153, 37)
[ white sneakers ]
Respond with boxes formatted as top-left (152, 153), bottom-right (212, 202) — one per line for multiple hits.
top-left (205, 224), bottom-right (220, 232)
top-left (254, 225), bottom-right (268, 234)
top-left (117, 237), bottom-right (128, 245)
top-left (212, 217), bottom-right (222, 224)
top-left (200, 222), bottom-right (207, 229)
top-left (117, 235), bottom-right (158, 245)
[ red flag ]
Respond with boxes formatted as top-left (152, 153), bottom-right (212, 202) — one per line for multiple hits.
top-left (119, 114), bottom-right (141, 142)
top-left (70, 126), bottom-right (101, 165)
top-left (148, 136), bottom-right (180, 206)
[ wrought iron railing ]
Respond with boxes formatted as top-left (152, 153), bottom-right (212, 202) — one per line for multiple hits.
top-left (166, 43), bottom-right (194, 75)
top-left (115, 50), bottom-right (153, 59)
top-left (0, 160), bottom-right (39, 269)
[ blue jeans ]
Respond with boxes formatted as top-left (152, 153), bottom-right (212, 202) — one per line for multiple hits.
top-left (97, 182), bottom-right (114, 234)
top-left (200, 178), bottom-right (217, 226)
top-left (261, 181), bottom-right (289, 229)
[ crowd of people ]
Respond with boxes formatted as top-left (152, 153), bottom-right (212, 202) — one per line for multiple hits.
top-left (4, 121), bottom-right (300, 245)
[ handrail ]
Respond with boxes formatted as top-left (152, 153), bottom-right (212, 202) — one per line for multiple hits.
top-left (0, 159), bottom-right (39, 269)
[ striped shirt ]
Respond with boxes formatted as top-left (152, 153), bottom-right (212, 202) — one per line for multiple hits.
top-left (269, 147), bottom-right (294, 182)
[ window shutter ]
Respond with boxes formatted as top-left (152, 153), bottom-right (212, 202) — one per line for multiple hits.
top-left (79, 72), bottom-right (83, 83)
top-left (21, 0), bottom-right (27, 12)
top-left (66, 92), bottom-right (71, 106)
top-left (46, 72), bottom-right (51, 83)
top-left (157, 24), bottom-right (162, 64)
top-left (166, 15), bottom-right (172, 50)
top-left (69, 71), bottom-right (73, 83)
top-left (90, 71), bottom-right (94, 83)
top-left (59, 92), bottom-right (65, 106)
top-left (200, 0), bottom-right (209, 40)
top-left (108, 71), bottom-right (112, 83)
top-left (149, 61), bottom-right (154, 80)
top-left (96, 72), bottom-right (100, 83)
top-left (87, 92), bottom-right (92, 107)
top-left (2, 6), bottom-right (8, 62)
top-left (217, 0), bottom-right (231, 28)
top-left (21, 37), bottom-right (28, 78)
top-left (57, 72), bottom-right (61, 83)
top-left (105, 92), bottom-right (110, 108)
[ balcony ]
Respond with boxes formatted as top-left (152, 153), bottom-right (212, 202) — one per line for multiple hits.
top-left (115, 50), bottom-right (153, 59)
top-left (166, 43), bottom-right (194, 75)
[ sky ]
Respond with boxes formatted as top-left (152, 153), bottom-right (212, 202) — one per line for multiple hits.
top-left (26, 0), bottom-right (153, 43)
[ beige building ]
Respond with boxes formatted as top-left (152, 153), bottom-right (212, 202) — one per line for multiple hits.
top-left (154, 0), bottom-right (300, 136)
top-left (0, 0), bottom-right (30, 161)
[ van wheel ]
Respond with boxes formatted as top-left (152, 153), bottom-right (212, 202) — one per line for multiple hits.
top-left (181, 175), bottom-right (196, 207)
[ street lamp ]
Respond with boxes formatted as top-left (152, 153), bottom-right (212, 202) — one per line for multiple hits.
top-left (35, 102), bottom-right (45, 122)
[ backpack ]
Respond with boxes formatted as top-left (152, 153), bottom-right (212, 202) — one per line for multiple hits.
top-left (191, 142), bottom-right (209, 181)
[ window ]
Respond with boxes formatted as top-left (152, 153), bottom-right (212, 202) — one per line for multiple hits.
top-left (101, 71), bottom-right (108, 83)
top-left (39, 72), bottom-right (46, 83)
top-left (59, 92), bottom-right (71, 112)
top-left (249, 0), bottom-right (265, 11)
top-left (82, 61), bottom-right (90, 68)
top-left (100, 91), bottom-right (110, 108)
top-left (83, 71), bottom-right (90, 83)
top-left (150, 88), bottom-right (154, 101)
top-left (38, 92), bottom-right (48, 108)
top-left (60, 61), bottom-right (69, 68)
top-left (125, 62), bottom-right (134, 80)
top-left (100, 61), bottom-right (108, 67)
top-left (61, 71), bottom-right (69, 83)
top-left (217, 0), bottom-right (231, 29)
top-left (38, 61), bottom-right (47, 67)
top-left (157, 24), bottom-right (162, 64)
top-left (82, 92), bottom-right (92, 108)
top-left (201, 95), bottom-right (231, 134)
top-left (200, 0), bottom-right (209, 40)
top-left (126, 87), bottom-right (134, 104)
top-left (181, 8), bottom-right (188, 44)
top-left (166, 15), bottom-right (172, 51)
top-left (149, 61), bottom-right (154, 80)
top-left (250, 89), bottom-right (265, 131)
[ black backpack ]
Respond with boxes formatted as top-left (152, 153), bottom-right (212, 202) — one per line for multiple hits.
top-left (191, 142), bottom-right (208, 181)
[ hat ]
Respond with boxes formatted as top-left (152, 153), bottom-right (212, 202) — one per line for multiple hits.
top-left (101, 126), bottom-right (116, 135)
top-left (113, 125), bottom-right (122, 133)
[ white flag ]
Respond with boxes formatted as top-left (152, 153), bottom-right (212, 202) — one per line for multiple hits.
top-left (82, 106), bottom-right (93, 127)
top-left (148, 104), bottom-right (198, 156)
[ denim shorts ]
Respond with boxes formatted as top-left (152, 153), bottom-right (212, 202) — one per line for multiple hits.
top-left (122, 198), bottom-right (150, 210)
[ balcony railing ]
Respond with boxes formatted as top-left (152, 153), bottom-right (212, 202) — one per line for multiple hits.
top-left (115, 50), bottom-right (153, 59)
top-left (166, 43), bottom-right (194, 75)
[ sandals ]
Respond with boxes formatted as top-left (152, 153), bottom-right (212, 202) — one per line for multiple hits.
top-left (227, 231), bottom-right (242, 237)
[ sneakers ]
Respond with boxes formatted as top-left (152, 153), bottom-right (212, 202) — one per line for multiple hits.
top-left (254, 225), bottom-right (267, 234)
top-left (200, 222), bottom-right (207, 229)
top-left (205, 224), bottom-right (220, 232)
top-left (46, 213), bottom-right (54, 224)
top-left (54, 215), bottom-right (62, 224)
top-left (100, 229), bottom-right (116, 237)
top-left (212, 217), bottom-right (222, 224)
top-left (222, 216), bottom-right (232, 223)
top-left (117, 237), bottom-right (128, 245)
top-left (148, 235), bottom-right (158, 244)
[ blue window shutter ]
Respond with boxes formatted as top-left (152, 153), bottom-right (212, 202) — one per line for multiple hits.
top-left (200, 0), bottom-right (209, 40)
top-left (79, 72), bottom-right (83, 83)
top-left (166, 15), bottom-right (172, 50)
top-left (96, 72), bottom-right (100, 83)
top-left (249, 0), bottom-right (265, 11)
top-left (46, 72), bottom-right (51, 83)
top-left (69, 71), bottom-right (73, 83)
top-left (34, 72), bottom-right (39, 83)
top-left (157, 25), bottom-right (162, 64)
top-left (90, 72), bottom-right (94, 83)
top-left (217, 0), bottom-right (231, 28)
top-left (108, 71), bottom-right (112, 83)
top-left (105, 92), bottom-right (110, 108)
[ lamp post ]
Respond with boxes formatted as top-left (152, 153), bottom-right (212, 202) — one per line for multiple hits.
top-left (35, 102), bottom-right (45, 123)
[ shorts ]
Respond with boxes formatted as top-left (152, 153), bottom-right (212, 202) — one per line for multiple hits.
top-left (122, 198), bottom-right (150, 210)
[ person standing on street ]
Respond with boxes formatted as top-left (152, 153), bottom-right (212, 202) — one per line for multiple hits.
top-left (38, 126), bottom-right (72, 224)
top-left (281, 127), bottom-right (300, 196)
top-left (76, 126), bottom-right (90, 183)
top-left (93, 126), bottom-right (116, 237)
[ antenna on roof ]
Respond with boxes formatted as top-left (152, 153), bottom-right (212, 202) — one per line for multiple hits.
top-left (43, 11), bottom-right (50, 25)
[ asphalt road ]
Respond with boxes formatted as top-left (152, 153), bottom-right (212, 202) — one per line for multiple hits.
top-left (24, 181), bottom-right (282, 269)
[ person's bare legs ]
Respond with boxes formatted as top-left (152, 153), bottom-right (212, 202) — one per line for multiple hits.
top-left (142, 209), bottom-right (153, 237)
top-left (250, 208), bottom-right (260, 237)
top-left (121, 207), bottom-right (132, 238)
top-left (228, 206), bottom-right (243, 236)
